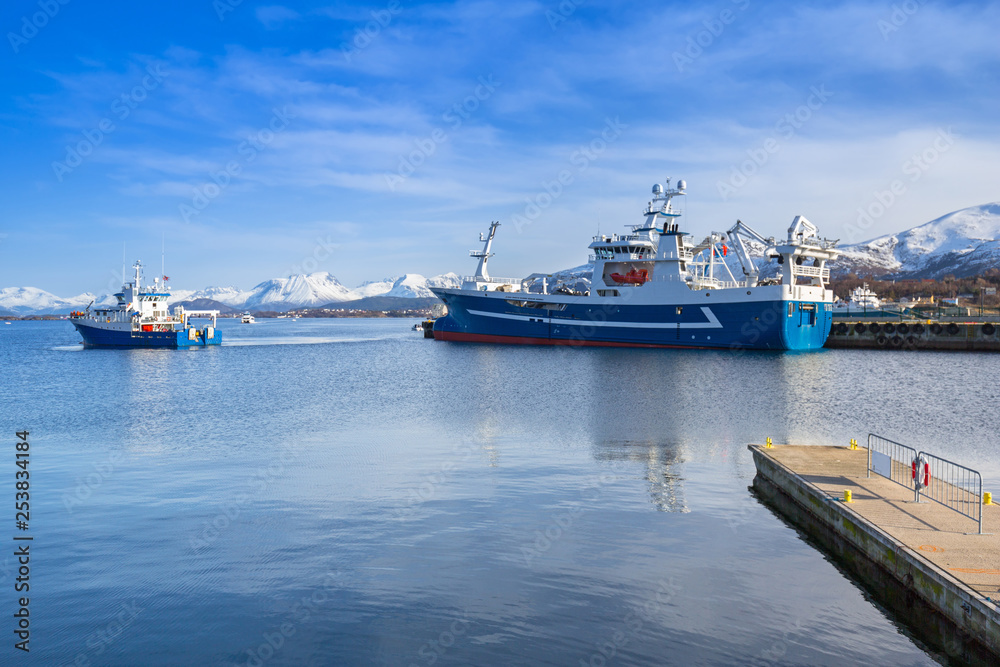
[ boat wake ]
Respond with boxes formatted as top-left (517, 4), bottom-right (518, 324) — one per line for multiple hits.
top-left (222, 335), bottom-right (405, 347)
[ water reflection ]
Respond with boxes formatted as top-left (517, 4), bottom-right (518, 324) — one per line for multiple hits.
top-left (594, 439), bottom-right (688, 513)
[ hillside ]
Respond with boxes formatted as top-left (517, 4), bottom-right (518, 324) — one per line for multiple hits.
top-left (835, 203), bottom-right (1000, 279)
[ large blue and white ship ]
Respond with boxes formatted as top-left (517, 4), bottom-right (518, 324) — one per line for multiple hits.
top-left (431, 179), bottom-right (840, 351)
top-left (70, 261), bottom-right (221, 348)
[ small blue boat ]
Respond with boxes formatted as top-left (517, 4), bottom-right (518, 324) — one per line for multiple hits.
top-left (70, 261), bottom-right (221, 348)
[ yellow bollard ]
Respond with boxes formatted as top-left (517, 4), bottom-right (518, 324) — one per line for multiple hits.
top-left (844, 489), bottom-right (853, 503)
top-left (765, 437), bottom-right (773, 448)
top-left (985, 492), bottom-right (993, 505)
top-left (849, 438), bottom-right (858, 450)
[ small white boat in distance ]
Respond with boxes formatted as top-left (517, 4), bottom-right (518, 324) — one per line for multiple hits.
top-left (241, 312), bottom-right (255, 324)
top-left (835, 283), bottom-right (882, 311)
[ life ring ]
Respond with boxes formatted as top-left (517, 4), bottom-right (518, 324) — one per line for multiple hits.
top-left (912, 323), bottom-right (924, 334)
top-left (912, 459), bottom-right (930, 488)
top-left (947, 323), bottom-right (960, 335)
top-left (876, 335), bottom-right (887, 346)
top-left (869, 323), bottom-right (881, 334)
top-left (897, 323), bottom-right (909, 334)
top-left (884, 323), bottom-right (896, 334)
top-left (983, 323), bottom-right (996, 335)
top-left (930, 323), bottom-right (942, 335)
top-left (854, 323), bottom-right (866, 334)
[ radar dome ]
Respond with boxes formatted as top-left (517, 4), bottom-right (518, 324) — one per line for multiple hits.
top-left (677, 180), bottom-right (687, 191)
top-left (652, 184), bottom-right (664, 196)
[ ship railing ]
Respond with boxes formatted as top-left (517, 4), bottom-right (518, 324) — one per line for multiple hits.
top-left (790, 265), bottom-right (830, 279)
top-left (689, 278), bottom-right (744, 290)
top-left (867, 434), bottom-right (984, 534)
top-left (462, 276), bottom-right (521, 284)
top-left (590, 252), bottom-right (655, 262)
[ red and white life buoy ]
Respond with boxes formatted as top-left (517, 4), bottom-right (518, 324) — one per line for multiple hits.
top-left (912, 459), bottom-right (930, 488)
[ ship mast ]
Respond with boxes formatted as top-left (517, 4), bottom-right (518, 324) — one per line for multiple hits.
top-left (470, 221), bottom-right (500, 280)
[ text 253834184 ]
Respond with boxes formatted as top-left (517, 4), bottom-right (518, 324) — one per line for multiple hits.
top-left (13, 430), bottom-right (31, 653)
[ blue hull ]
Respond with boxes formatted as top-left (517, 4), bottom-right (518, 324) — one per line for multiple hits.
top-left (433, 292), bottom-right (831, 351)
top-left (71, 321), bottom-right (222, 348)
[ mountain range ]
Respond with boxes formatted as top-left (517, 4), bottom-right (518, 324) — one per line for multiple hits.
top-left (834, 203), bottom-right (1000, 279)
top-left (4, 202), bottom-right (999, 316)
top-left (0, 272), bottom-right (461, 316)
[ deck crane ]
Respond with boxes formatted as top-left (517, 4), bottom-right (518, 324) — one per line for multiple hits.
top-left (721, 220), bottom-right (775, 287)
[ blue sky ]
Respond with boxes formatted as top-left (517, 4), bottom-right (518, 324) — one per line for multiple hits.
top-left (2, 0), bottom-right (998, 295)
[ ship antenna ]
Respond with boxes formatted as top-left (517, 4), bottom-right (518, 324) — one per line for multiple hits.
top-left (161, 233), bottom-right (165, 288)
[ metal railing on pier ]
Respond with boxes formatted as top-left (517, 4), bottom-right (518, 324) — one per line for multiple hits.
top-left (915, 451), bottom-right (983, 534)
top-left (867, 434), bottom-right (917, 490)
top-left (867, 433), bottom-right (984, 534)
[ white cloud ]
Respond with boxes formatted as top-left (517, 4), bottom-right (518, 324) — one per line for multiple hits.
top-left (256, 5), bottom-right (301, 30)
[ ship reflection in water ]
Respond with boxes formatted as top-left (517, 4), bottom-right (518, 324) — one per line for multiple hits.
top-left (594, 440), bottom-right (689, 513)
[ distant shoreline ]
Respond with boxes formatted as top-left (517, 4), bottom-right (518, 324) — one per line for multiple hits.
top-left (2, 309), bottom-right (435, 321)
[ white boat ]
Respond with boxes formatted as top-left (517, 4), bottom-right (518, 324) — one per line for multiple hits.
top-left (241, 312), bottom-right (255, 324)
top-left (834, 283), bottom-right (883, 312)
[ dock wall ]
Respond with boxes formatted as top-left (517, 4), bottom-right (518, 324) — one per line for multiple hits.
top-left (826, 320), bottom-right (1000, 350)
top-left (750, 445), bottom-right (1000, 663)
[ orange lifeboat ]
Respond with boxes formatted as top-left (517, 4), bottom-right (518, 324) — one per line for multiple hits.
top-left (610, 269), bottom-right (649, 285)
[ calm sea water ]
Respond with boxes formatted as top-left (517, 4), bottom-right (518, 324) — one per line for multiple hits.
top-left (2, 318), bottom-right (999, 666)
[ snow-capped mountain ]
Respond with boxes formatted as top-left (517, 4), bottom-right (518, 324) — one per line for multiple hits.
top-left (383, 274), bottom-right (437, 298)
top-left (176, 286), bottom-right (255, 307)
top-left (2, 271), bottom-right (465, 315)
top-left (241, 272), bottom-right (355, 309)
top-left (350, 273), bottom-right (464, 299)
top-left (426, 272), bottom-right (462, 290)
top-left (0, 287), bottom-right (102, 316)
top-left (352, 278), bottom-right (399, 299)
top-left (835, 203), bottom-right (1000, 279)
top-left (523, 264), bottom-right (594, 294)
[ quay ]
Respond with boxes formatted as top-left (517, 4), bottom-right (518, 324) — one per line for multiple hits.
top-left (826, 319), bottom-right (1000, 350)
top-left (750, 442), bottom-right (1000, 664)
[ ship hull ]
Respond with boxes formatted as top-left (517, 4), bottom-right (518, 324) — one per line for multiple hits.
top-left (431, 290), bottom-right (831, 351)
top-left (71, 320), bottom-right (221, 348)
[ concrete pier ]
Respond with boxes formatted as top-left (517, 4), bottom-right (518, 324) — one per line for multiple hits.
top-left (750, 444), bottom-right (1000, 663)
top-left (826, 320), bottom-right (1000, 350)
